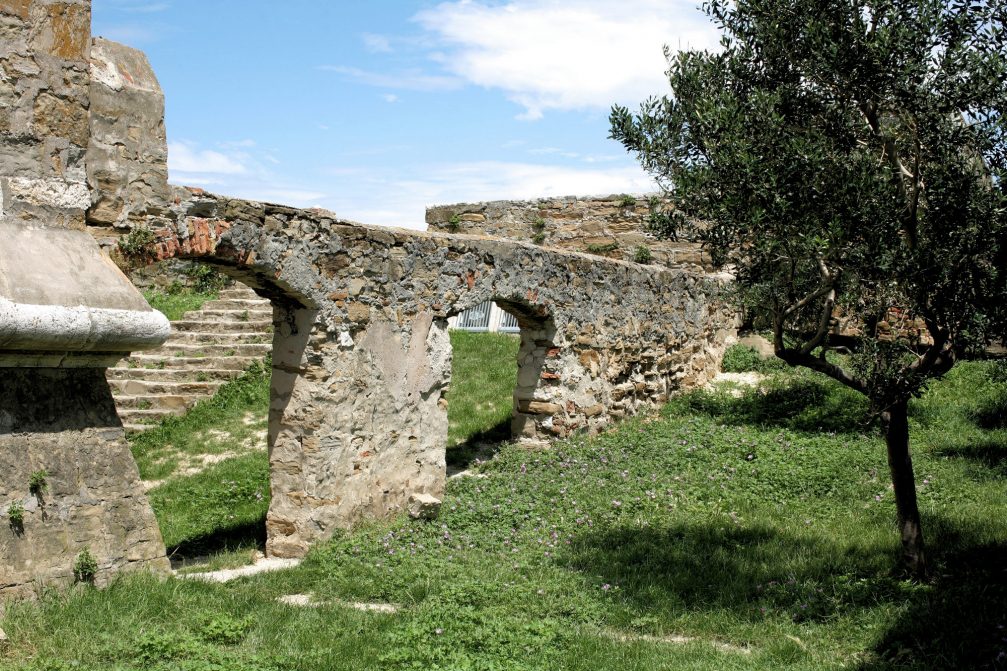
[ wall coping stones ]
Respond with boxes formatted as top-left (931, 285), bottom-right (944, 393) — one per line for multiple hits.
top-left (0, 223), bottom-right (169, 359)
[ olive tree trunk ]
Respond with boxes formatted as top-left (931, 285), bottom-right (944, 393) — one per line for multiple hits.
top-left (881, 400), bottom-right (928, 578)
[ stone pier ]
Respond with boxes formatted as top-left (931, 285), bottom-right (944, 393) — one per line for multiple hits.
top-left (0, 0), bottom-right (169, 597)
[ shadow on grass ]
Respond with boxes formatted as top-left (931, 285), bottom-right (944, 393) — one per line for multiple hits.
top-left (856, 518), bottom-right (1007, 671)
top-left (562, 521), bottom-right (900, 625)
top-left (933, 437), bottom-right (1007, 480)
top-left (447, 419), bottom-right (512, 471)
top-left (974, 391), bottom-right (1007, 431)
top-left (166, 516), bottom-right (266, 562)
top-left (563, 518), bottom-right (1006, 669)
top-left (678, 376), bottom-right (873, 435)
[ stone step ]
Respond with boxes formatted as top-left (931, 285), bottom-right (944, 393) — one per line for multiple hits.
top-left (112, 281), bottom-right (272, 433)
top-left (117, 407), bottom-right (184, 426)
top-left (121, 355), bottom-right (262, 371)
top-left (217, 282), bottom-right (263, 296)
top-left (201, 299), bottom-right (271, 311)
top-left (172, 319), bottom-right (273, 333)
top-left (115, 394), bottom-right (203, 411)
top-left (187, 309), bottom-right (273, 320)
top-left (145, 342), bottom-right (272, 358)
top-left (108, 379), bottom-right (226, 396)
top-left (163, 331), bottom-right (272, 346)
top-left (107, 367), bottom-right (246, 382)
top-left (123, 423), bottom-right (159, 434)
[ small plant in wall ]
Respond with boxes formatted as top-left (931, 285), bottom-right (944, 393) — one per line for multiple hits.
top-left (618, 194), bottom-right (637, 208)
top-left (633, 245), bottom-right (653, 264)
top-left (530, 217), bottom-right (547, 245)
top-left (446, 214), bottom-right (461, 232)
top-left (73, 547), bottom-right (98, 585)
top-left (28, 469), bottom-right (48, 498)
top-left (7, 500), bottom-right (25, 535)
top-left (113, 226), bottom-right (156, 271)
top-left (116, 226), bottom-right (155, 255)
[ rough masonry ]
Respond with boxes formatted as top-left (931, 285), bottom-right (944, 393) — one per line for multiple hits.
top-left (127, 188), bottom-right (736, 558)
top-left (2, 0), bottom-right (737, 595)
top-left (427, 196), bottom-right (713, 271)
top-left (0, 0), bottom-right (170, 598)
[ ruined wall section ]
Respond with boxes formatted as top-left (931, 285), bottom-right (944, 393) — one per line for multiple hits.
top-left (0, 0), bottom-right (169, 598)
top-left (427, 195), bottom-right (713, 271)
top-left (138, 190), bottom-right (736, 556)
top-left (86, 37), bottom-right (170, 242)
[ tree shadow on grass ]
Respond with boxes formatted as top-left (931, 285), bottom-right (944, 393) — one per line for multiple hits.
top-left (932, 437), bottom-right (1007, 481)
top-left (924, 389), bottom-right (1007, 480)
top-left (446, 419), bottom-right (511, 472)
top-left (679, 376), bottom-right (874, 436)
top-left (561, 517), bottom-right (1007, 669)
top-left (562, 521), bottom-right (898, 626)
top-left (166, 516), bottom-right (266, 567)
top-left (855, 516), bottom-right (1007, 671)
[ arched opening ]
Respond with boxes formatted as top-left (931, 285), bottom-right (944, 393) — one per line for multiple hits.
top-left (110, 256), bottom-right (314, 571)
top-left (445, 298), bottom-right (556, 472)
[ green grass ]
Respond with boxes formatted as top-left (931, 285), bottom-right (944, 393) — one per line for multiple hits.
top-left (128, 359), bottom-right (270, 482)
top-left (445, 330), bottom-right (519, 449)
top-left (144, 289), bottom-right (219, 320)
top-left (4, 344), bottom-right (1006, 670)
top-left (151, 452), bottom-right (269, 553)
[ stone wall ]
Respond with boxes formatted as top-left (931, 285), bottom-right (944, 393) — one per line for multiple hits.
top-left (426, 195), bottom-right (712, 271)
top-left (1, 0), bottom-right (91, 230)
top-left (0, 0), bottom-right (169, 597)
top-left (0, 369), bottom-right (170, 597)
top-left (131, 188), bottom-right (737, 557)
top-left (3, 0), bottom-right (738, 584)
top-left (86, 36), bottom-right (170, 249)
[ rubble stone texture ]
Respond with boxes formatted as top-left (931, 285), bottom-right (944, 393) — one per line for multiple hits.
top-left (0, 0), bottom-right (168, 598)
top-left (2, 0), bottom-right (739, 595)
top-left (86, 37), bottom-right (170, 242)
top-left (427, 196), bottom-right (713, 271)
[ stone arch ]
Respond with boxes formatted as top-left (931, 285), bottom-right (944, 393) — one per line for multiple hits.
top-left (445, 293), bottom-right (559, 444)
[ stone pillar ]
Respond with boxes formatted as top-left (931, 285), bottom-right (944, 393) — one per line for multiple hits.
top-left (86, 36), bottom-right (171, 247)
top-left (266, 307), bottom-right (450, 558)
top-left (510, 319), bottom-right (558, 441)
top-left (0, 0), bottom-right (170, 597)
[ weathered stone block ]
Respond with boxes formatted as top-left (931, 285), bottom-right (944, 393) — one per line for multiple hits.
top-left (407, 492), bottom-right (441, 520)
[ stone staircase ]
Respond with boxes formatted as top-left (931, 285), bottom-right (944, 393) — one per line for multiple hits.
top-left (107, 284), bottom-right (273, 432)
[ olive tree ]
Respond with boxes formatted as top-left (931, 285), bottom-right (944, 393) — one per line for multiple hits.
top-left (611, 0), bottom-right (1007, 576)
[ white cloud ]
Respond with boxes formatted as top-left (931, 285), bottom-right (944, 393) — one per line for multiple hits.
top-left (317, 65), bottom-right (461, 92)
top-left (328, 161), bottom-right (657, 230)
top-left (362, 32), bottom-right (393, 53)
top-left (413, 0), bottom-right (719, 119)
top-left (168, 141), bottom-right (248, 175)
top-left (382, 93), bottom-right (400, 103)
top-left (257, 189), bottom-right (328, 206)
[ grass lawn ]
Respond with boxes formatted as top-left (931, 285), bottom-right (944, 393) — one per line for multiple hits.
top-left (2, 342), bottom-right (1005, 670)
top-left (445, 330), bottom-right (519, 449)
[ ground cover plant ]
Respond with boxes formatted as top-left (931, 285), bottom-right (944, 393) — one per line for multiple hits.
top-left (1, 344), bottom-right (1004, 670)
top-left (143, 288), bottom-right (220, 321)
top-left (611, 0), bottom-right (1007, 576)
top-left (444, 330), bottom-right (519, 451)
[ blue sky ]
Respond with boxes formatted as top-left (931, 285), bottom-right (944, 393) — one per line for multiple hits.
top-left (91, 1), bottom-right (718, 230)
